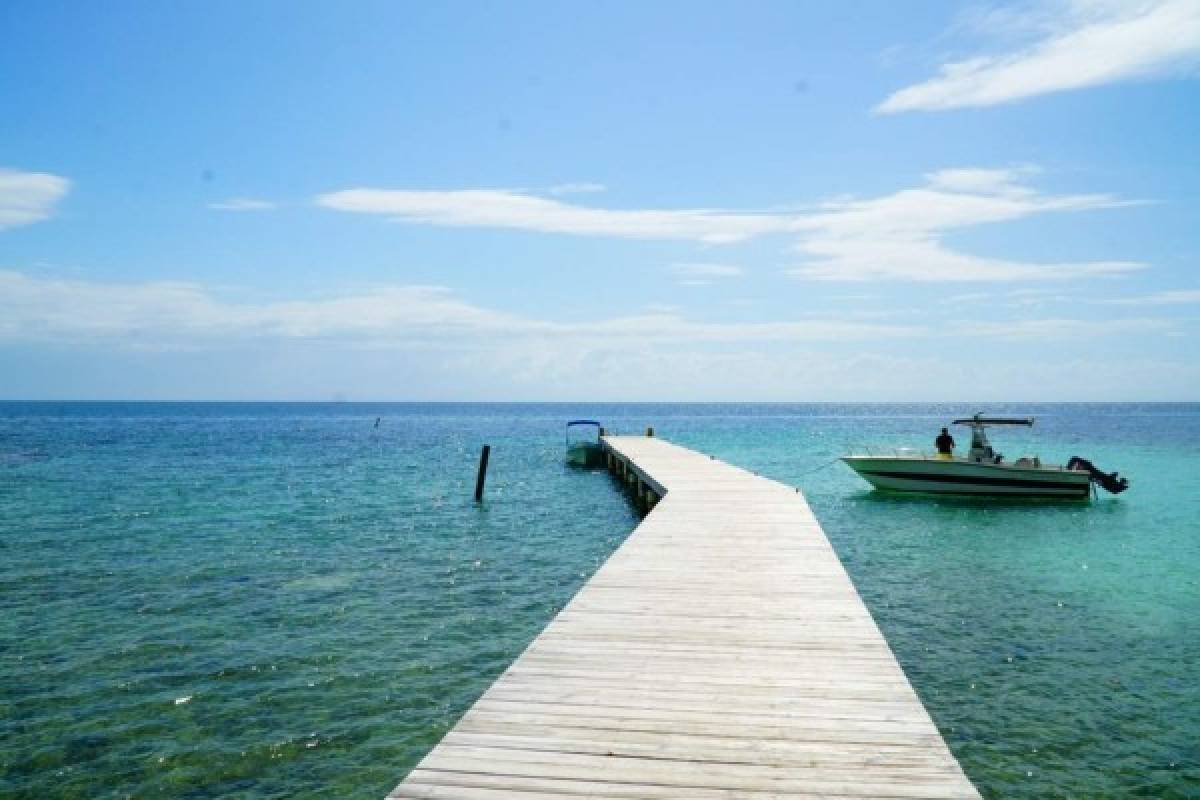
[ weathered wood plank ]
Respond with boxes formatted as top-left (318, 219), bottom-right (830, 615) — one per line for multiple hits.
top-left (388, 436), bottom-right (979, 799)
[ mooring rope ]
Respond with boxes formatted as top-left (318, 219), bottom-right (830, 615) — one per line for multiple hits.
top-left (795, 457), bottom-right (842, 478)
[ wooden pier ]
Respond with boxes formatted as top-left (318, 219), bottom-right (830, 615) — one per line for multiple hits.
top-left (390, 435), bottom-right (980, 799)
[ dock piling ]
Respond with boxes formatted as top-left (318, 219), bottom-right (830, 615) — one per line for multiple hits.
top-left (473, 444), bottom-right (490, 503)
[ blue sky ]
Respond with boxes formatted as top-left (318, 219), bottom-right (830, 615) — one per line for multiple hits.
top-left (2, 0), bottom-right (1198, 400)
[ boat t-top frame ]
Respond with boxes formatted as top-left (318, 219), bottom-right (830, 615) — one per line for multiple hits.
top-left (951, 413), bottom-right (1034, 464)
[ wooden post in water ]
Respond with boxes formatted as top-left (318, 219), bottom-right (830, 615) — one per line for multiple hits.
top-left (474, 445), bottom-right (491, 503)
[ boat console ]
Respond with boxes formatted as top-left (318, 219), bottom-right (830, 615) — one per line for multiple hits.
top-left (953, 414), bottom-right (1033, 464)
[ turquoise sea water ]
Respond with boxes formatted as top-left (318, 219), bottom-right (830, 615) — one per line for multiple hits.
top-left (2, 403), bottom-right (1197, 799)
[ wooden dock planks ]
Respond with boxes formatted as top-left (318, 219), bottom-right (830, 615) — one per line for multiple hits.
top-left (390, 436), bottom-right (980, 799)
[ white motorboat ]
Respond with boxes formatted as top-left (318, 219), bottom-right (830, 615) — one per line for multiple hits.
top-left (842, 414), bottom-right (1128, 499)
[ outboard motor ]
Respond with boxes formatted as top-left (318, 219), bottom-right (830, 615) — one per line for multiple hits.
top-left (1067, 456), bottom-right (1130, 495)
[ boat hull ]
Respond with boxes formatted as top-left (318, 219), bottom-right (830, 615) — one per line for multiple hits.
top-left (566, 442), bottom-right (606, 468)
top-left (842, 456), bottom-right (1090, 498)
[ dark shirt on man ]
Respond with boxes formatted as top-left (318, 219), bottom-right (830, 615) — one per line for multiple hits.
top-left (935, 431), bottom-right (955, 454)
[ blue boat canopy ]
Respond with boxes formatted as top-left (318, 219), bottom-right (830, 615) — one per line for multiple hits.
top-left (566, 419), bottom-right (601, 428)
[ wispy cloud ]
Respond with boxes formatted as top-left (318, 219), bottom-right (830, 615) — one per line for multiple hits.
top-left (955, 316), bottom-right (1172, 339)
top-left (669, 262), bottom-right (745, 286)
top-left (315, 188), bottom-right (793, 244)
top-left (2, 269), bottom-right (1168, 352)
top-left (318, 168), bottom-right (1141, 281)
top-left (877, 0), bottom-right (1200, 112)
top-left (947, 287), bottom-right (1071, 306)
top-left (0, 270), bottom-right (518, 344)
top-left (0, 269), bottom-right (917, 348)
top-left (0, 168), bottom-right (70, 231)
top-left (1099, 288), bottom-right (1200, 305)
top-left (207, 197), bottom-right (277, 211)
top-left (786, 167), bottom-right (1144, 281)
top-left (547, 182), bottom-right (606, 195)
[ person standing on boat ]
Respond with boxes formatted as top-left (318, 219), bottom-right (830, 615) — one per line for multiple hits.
top-left (935, 427), bottom-right (955, 459)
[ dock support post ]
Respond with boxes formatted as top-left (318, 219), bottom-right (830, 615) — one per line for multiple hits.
top-left (474, 445), bottom-right (490, 503)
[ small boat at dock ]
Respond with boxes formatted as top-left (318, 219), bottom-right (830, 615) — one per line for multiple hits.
top-left (842, 414), bottom-right (1128, 499)
top-left (565, 420), bottom-right (605, 467)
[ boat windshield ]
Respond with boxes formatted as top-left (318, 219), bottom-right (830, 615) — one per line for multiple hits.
top-left (565, 420), bottom-right (601, 446)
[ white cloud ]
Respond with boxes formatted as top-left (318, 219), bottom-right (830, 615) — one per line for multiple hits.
top-left (318, 168), bottom-right (1142, 282)
top-left (786, 167), bottom-right (1144, 281)
top-left (926, 165), bottom-right (1040, 194)
top-left (434, 345), bottom-right (1200, 401)
top-left (669, 262), bottom-right (745, 281)
top-left (954, 316), bottom-right (1172, 339)
top-left (315, 188), bottom-right (794, 244)
top-left (6, 269), bottom-right (1184, 399)
top-left (944, 291), bottom-right (995, 304)
top-left (2, 269), bottom-right (1170, 355)
top-left (0, 168), bottom-right (70, 230)
top-left (1099, 288), bottom-right (1200, 305)
top-left (547, 182), bottom-right (606, 195)
top-left (878, 0), bottom-right (1200, 112)
top-left (0, 269), bottom-right (920, 348)
top-left (946, 288), bottom-right (1071, 306)
top-left (208, 197), bottom-right (276, 211)
top-left (0, 270), bottom-right (523, 344)
top-left (791, 238), bottom-right (1137, 282)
